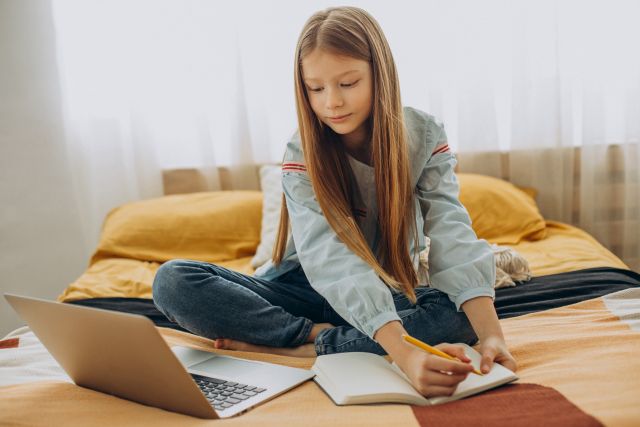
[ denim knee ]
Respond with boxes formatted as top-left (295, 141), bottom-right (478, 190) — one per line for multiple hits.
top-left (413, 290), bottom-right (478, 347)
top-left (152, 259), bottom-right (192, 313)
top-left (434, 297), bottom-right (479, 346)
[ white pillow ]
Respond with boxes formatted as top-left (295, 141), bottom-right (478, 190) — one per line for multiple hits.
top-left (250, 165), bottom-right (283, 268)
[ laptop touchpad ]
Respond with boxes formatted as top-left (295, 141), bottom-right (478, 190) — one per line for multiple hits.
top-left (190, 356), bottom-right (263, 381)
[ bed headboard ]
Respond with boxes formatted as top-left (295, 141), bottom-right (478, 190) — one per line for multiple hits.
top-left (162, 163), bottom-right (275, 194)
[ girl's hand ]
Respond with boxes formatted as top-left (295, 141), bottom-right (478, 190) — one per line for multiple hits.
top-left (398, 343), bottom-right (474, 397)
top-left (477, 335), bottom-right (517, 374)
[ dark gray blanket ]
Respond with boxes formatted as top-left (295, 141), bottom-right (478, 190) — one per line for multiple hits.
top-left (66, 267), bottom-right (640, 331)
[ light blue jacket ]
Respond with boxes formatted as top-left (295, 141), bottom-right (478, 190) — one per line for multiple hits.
top-left (254, 106), bottom-right (496, 341)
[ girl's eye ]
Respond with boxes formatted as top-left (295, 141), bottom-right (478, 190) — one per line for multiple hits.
top-left (341, 81), bottom-right (357, 88)
top-left (308, 80), bottom-right (359, 93)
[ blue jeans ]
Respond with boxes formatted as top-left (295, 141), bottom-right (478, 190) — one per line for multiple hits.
top-left (152, 259), bottom-right (478, 356)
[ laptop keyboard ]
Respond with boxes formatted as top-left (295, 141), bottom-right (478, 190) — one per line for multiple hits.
top-left (191, 373), bottom-right (266, 412)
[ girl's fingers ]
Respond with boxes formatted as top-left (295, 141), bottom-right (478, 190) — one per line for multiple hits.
top-left (419, 384), bottom-right (458, 398)
top-left (496, 355), bottom-right (518, 372)
top-left (435, 343), bottom-right (471, 362)
top-left (481, 347), bottom-right (497, 373)
top-left (428, 354), bottom-right (474, 375)
top-left (424, 369), bottom-right (468, 387)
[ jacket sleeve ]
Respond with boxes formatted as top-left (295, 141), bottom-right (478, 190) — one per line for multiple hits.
top-left (415, 120), bottom-right (496, 310)
top-left (282, 168), bottom-right (402, 341)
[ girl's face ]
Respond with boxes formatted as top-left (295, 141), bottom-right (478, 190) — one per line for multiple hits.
top-left (301, 49), bottom-right (373, 143)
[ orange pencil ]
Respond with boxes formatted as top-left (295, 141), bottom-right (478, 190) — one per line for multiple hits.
top-left (401, 333), bottom-right (484, 376)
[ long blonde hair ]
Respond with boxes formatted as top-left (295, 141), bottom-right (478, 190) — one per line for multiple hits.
top-left (272, 6), bottom-right (420, 304)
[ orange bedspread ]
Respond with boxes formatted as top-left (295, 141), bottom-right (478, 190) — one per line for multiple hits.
top-left (3, 289), bottom-right (639, 426)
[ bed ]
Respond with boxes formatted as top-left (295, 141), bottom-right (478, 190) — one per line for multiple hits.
top-left (1, 163), bottom-right (638, 427)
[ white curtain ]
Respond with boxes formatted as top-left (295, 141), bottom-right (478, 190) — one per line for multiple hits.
top-left (50, 0), bottom-right (640, 269)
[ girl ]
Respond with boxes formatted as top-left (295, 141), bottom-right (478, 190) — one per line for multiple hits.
top-left (153, 6), bottom-right (517, 398)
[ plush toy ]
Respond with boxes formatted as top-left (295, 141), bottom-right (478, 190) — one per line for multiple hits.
top-left (417, 237), bottom-right (531, 289)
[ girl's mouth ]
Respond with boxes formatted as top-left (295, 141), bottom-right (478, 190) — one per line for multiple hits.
top-left (329, 113), bottom-right (351, 123)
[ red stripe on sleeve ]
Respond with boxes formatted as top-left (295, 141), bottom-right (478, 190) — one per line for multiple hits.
top-left (282, 162), bottom-right (307, 168)
top-left (432, 144), bottom-right (450, 155)
top-left (281, 162), bottom-right (307, 173)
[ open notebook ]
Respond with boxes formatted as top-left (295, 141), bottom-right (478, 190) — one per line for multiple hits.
top-left (312, 343), bottom-right (518, 406)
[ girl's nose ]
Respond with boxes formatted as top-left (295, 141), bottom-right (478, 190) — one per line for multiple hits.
top-left (325, 87), bottom-right (344, 109)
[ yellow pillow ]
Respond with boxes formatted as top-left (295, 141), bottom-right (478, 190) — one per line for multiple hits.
top-left (90, 191), bottom-right (263, 265)
top-left (457, 173), bottom-right (547, 244)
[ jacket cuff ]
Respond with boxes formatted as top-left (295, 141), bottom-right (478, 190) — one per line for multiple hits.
top-left (366, 311), bottom-right (403, 341)
top-left (453, 286), bottom-right (496, 311)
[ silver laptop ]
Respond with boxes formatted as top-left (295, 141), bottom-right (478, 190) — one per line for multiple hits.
top-left (4, 293), bottom-right (314, 419)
